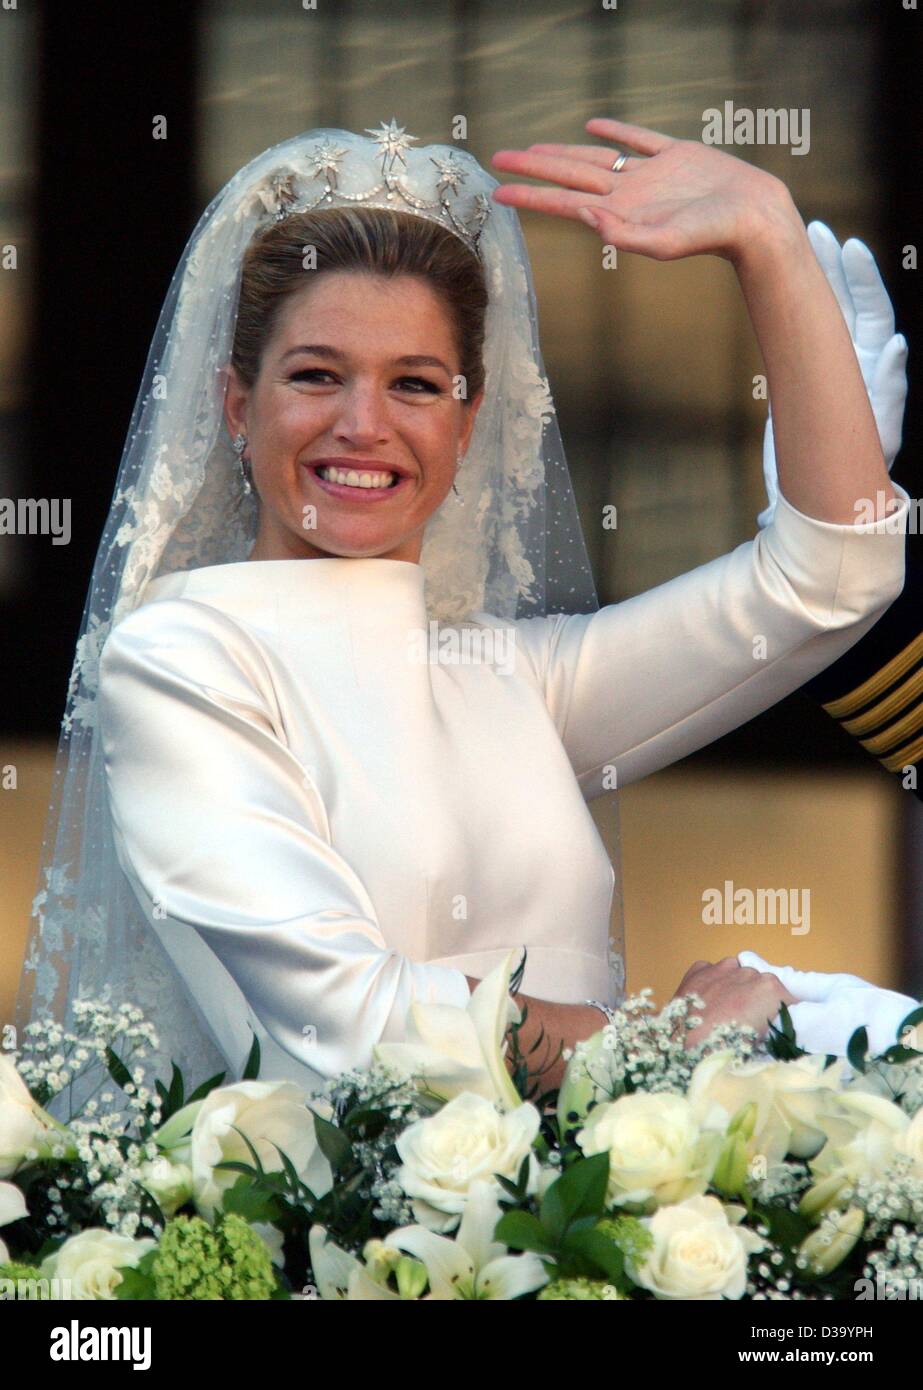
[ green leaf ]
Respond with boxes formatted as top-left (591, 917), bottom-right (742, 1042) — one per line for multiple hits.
top-left (751, 1200), bottom-right (812, 1250)
top-left (563, 1227), bottom-right (628, 1283)
top-left (242, 1033), bottom-right (261, 1081)
top-left (166, 1063), bottom-right (185, 1112)
top-left (220, 1174), bottom-right (281, 1224)
top-left (186, 1069), bottom-right (228, 1104)
top-left (540, 1153), bottom-right (609, 1242)
top-left (875, 1043), bottom-right (920, 1066)
top-left (765, 1002), bottom-right (808, 1060)
top-left (113, 1250), bottom-right (158, 1301)
top-left (312, 1112), bottom-right (353, 1171)
top-left (846, 1026), bottom-right (869, 1075)
top-left (104, 1046), bottom-right (133, 1092)
top-left (493, 1209), bottom-right (557, 1255)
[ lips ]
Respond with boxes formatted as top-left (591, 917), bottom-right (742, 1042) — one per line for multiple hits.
top-left (303, 460), bottom-right (413, 503)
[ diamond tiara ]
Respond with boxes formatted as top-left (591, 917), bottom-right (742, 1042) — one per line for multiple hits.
top-left (242, 118), bottom-right (493, 260)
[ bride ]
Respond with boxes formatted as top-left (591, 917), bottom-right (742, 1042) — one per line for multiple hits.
top-left (15, 117), bottom-right (912, 1105)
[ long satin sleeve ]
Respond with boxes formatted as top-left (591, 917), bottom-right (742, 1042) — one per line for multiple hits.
top-left (97, 599), bottom-right (471, 1082)
top-left (511, 482), bottom-right (911, 797)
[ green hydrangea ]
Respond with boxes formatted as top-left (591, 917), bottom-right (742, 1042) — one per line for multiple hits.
top-left (0, 1260), bottom-right (50, 1298)
top-left (538, 1276), bottom-right (627, 1300)
top-left (595, 1213), bottom-right (654, 1263)
top-left (151, 1213), bottom-right (277, 1301)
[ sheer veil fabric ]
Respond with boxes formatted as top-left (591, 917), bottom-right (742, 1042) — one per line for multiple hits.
top-left (15, 121), bottom-right (624, 1108)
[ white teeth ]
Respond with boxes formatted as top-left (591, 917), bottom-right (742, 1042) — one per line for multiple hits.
top-left (318, 465), bottom-right (397, 489)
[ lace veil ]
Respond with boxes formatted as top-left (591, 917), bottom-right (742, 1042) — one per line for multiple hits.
top-left (14, 119), bottom-right (625, 1104)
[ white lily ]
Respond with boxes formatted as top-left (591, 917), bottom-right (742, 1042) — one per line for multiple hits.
top-left (308, 1181), bottom-right (547, 1301)
top-left (374, 949), bottom-right (523, 1111)
top-left (0, 1180), bottom-right (28, 1262)
top-left (385, 1178), bottom-right (549, 1300)
top-left (308, 1224), bottom-right (403, 1301)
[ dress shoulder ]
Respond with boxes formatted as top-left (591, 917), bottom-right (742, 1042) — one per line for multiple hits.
top-left (100, 595), bottom-right (281, 722)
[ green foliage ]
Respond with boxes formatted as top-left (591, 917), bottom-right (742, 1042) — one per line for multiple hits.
top-left (764, 1002), bottom-right (809, 1061)
top-left (495, 1152), bottom-right (636, 1292)
top-left (241, 1034), bottom-right (261, 1081)
top-left (846, 1025), bottom-right (870, 1075)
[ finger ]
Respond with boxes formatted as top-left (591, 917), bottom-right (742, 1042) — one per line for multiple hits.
top-left (527, 141), bottom-right (644, 174)
top-left (584, 116), bottom-right (674, 156)
top-left (870, 332), bottom-right (909, 415)
top-left (737, 949), bottom-right (772, 973)
top-left (491, 183), bottom-right (614, 222)
top-left (842, 238), bottom-right (896, 349)
top-left (807, 221), bottom-right (855, 334)
top-left (490, 148), bottom-right (617, 196)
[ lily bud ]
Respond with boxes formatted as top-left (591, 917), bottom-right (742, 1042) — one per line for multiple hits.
top-left (395, 1255), bottom-right (429, 1300)
top-left (728, 1101), bottom-right (758, 1142)
top-left (798, 1172), bottom-right (850, 1223)
top-left (556, 1030), bottom-right (614, 1139)
top-left (797, 1205), bottom-right (864, 1276)
top-left (711, 1131), bottom-right (750, 1198)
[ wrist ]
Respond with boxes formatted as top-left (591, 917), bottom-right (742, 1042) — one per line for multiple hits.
top-left (584, 998), bottom-right (615, 1028)
top-left (728, 180), bottom-right (807, 275)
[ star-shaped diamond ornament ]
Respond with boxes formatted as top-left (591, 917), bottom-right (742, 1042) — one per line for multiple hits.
top-left (364, 117), bottom-right (418, 173)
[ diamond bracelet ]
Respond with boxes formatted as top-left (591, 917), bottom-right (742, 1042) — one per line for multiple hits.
top-left (585, 998), bottom-right (616, 1025)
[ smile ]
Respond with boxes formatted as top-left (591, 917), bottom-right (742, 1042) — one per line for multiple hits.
top-left (303, 462), bottom-right (413, 502)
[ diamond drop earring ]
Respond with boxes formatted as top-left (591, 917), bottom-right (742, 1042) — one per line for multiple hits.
top-left (452, 452), bottom-right (464, 503)
top-left (232, 432), bottom-right (253, 496)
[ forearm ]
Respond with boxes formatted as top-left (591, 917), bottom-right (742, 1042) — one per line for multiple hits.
top-left (465, 975), bottom-right (603, 1094)
top-left (732, 187), bottom-right (895, 524)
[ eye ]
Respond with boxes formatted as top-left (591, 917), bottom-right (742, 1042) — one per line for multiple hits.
top-left (395, 377), bottom-right (442, 394)
top-left (289, 369), bottom-right (336, 383)
top-left (289, 369), bottom-right (441, 394)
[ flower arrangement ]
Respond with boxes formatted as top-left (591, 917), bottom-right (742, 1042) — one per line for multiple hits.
top-left (2, 951), bottom-right (923, 1301)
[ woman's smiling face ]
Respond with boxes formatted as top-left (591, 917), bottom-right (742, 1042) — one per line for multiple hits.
top-left (224, 270), bottom-right (484, 564)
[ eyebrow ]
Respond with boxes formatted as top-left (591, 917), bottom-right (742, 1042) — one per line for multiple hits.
top-left (279, 344), bottom-right (453, 376)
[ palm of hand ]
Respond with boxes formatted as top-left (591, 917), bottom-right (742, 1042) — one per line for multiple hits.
top-left (581, 142), bottom-right (763, 260)
top-left (490, 117), bottom-right (785, 263)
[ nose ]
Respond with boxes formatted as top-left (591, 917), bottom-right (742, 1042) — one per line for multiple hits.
top-left (331, 381), bottom-right (391, 448)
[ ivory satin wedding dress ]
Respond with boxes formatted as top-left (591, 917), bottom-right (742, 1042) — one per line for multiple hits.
top-left (96, 480), bottom-right (911, 1095)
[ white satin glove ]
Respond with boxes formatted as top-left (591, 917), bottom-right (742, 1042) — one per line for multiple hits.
top-left (738, 948), bottom-right (920, 1059)
top-left (758, 221), bottom-right (909, 530)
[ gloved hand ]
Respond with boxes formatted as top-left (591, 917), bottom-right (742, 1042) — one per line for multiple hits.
top-left (758, 221), bottom-right (908, 530)
top-left (738, 948), bottom-right (920, 1059)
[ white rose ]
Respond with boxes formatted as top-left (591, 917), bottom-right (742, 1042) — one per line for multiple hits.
top-left (0, 1055), bottom-right (60, 1178)
top-left (395, 1091), bottom-right (541, 1232)
top-left (0, 1179), bottom-right (28, 1262)
top-left (40, 1228), bottom-right (157, 1300)
top-left (577, 1092), bottom-right (723, 1212)
top-left (626, 1194), bottom-right (766, 1300)
top-left (137, 1155), bottom-right (193, 1217)
top-left (190, 1081), bottom-right (334, 1221)
top-left (688, 1049), bottom-right (844, 1166)
top-left (808, 1089), bottom-right (908, 1186)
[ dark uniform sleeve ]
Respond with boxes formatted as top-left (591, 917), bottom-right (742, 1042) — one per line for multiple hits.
top-left (799, 540), bottom-right (923, 800)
